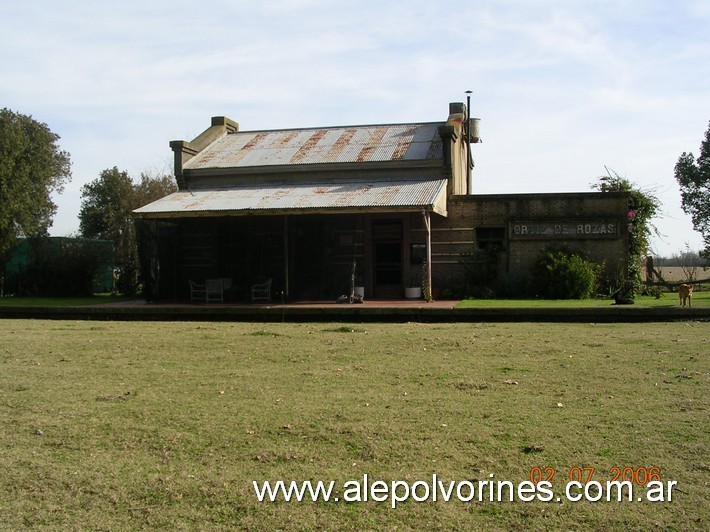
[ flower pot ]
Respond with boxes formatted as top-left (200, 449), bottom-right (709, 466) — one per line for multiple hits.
top-left (354, 286), bottom-right (365, 298)
top-left (405, 287), bottom-right (422, 299)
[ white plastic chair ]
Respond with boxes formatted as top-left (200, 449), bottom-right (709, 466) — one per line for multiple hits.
top-left (251, 278), bottom-right (272, 302)
top-left (189, 280), bottom-right (207, 303)
top-left (206, 279), bottom-right (224, 303)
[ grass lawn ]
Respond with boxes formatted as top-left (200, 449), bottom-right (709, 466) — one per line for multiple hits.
top-left (457, 291), bottom-right (710, 308)
top-left (0, 320), bottom-right (707, 530)
top-left (2, 291), bottom-right (707, 309)
top-left (0, 294), bottom-right (136, 307)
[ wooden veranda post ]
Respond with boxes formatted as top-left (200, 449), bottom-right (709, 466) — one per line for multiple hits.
top-left (423, 210), bottom-right (432, 302)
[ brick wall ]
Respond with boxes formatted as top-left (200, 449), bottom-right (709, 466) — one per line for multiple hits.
top-left (410, 192), bottom-right (630, 295)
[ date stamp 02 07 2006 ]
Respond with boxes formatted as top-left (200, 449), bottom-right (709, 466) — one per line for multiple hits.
top-left (528, 466), bottom-right (677, 501)
top-left (530, 466), bottom-right (661, 486)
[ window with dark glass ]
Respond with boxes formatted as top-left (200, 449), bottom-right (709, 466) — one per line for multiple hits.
top-left (475, 227), bottom-right (506, 251)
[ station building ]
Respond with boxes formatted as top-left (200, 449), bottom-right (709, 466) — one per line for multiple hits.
top-left (133, 102), bottom-right (629, 302)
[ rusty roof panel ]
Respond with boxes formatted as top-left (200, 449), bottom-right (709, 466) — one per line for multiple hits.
top-left (183, 123), bottom-right (443, 170)
top-left (134, 177), bottom-right (447, 216)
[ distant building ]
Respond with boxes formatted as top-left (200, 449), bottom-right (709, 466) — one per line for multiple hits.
top-left (133, 102), bottom-right (629, 302)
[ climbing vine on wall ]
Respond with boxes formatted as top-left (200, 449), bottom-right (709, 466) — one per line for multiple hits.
top-left (593, 169), bottom-right (661, 297)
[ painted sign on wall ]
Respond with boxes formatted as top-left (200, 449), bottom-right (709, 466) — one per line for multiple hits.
top-left (509, 220), bottom-right (619, 239)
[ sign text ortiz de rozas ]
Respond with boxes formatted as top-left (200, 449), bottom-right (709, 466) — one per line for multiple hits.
top-left (509, 220), bottom-right (619, 239)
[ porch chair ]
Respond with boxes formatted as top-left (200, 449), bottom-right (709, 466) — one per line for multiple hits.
top-left (206, 278), bottom-right (224, 303)
top-left (251, 278), bottom-right (272, 303)
top-left (189, 280), bottom-right (207, 303)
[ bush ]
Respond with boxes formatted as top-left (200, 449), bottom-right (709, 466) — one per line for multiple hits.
top-left (531, 247), bottom-right (599, 299)
top-left (16, 238), bottom-right (105, 297)
top-left (115, 255), bottom-right (139, 296)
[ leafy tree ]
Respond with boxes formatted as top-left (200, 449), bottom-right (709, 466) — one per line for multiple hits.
top-left (79, 167), bottom-right (176, 295)
top-left (593, 170), bottom-right (661, 298)
top-left (675, 121), bottom-right (710, 258)
top-left (79, 167), bottom-right (134, 247)
top-left (136, 172), bottom-right (176, 202)
top-left (0, 108), bottom-right (71, 263)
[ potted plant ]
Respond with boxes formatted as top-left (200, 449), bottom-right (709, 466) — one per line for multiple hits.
top-left (405, 270), bottom-right (422, 299)
top-left (354, 275), bottom-right (365, 298)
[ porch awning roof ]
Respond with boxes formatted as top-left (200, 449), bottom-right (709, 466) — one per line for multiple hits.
top-left (133, 177), bottom-right (448, 218)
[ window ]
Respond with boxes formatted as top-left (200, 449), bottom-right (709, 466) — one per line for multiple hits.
top-left (410, 243), bottom-right (427, 264)
top-left (475, 227), bottom-right (506, 251)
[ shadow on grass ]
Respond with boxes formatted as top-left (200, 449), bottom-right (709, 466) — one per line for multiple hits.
top-left (456, 292), bottom-right (709, 308)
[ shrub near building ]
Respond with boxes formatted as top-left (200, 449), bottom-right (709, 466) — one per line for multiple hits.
top-left (4, 237), bottom-right (112, 297)
top-left (531, 246), bottom-right (599, 299)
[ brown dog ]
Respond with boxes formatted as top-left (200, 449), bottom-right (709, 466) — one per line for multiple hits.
top-left (679, 284), bottom-right (693, 307)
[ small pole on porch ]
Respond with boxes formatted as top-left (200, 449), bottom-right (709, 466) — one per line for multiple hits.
top-left (422, 209), bottom-right (432, 302)
top-left (465, 89), bottom-right (472, 195)
top-left (283, 215), bottom-right (289, 299)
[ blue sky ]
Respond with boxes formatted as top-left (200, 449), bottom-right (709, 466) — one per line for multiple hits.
top-left (2, 0), bottom-right (708, 256)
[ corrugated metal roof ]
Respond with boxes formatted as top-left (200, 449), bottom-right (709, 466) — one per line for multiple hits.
top-left (134, 177), bottom-right (447, 217)
top-left (183, 123), bottom-right (443, 170)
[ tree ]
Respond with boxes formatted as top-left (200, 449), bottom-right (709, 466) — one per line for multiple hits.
top-left (0, 108), bottom-right (71, 263)
top-left (136, 172), bottom-right (177, 202)
top-left (593, 169), bottom-right (661, 299)
top-left (79, 167), bottom-right (176, 295)
top-left (675, 121), bottom-right (710, 258)
top-left (79, 167), bottom-right (134, 245)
